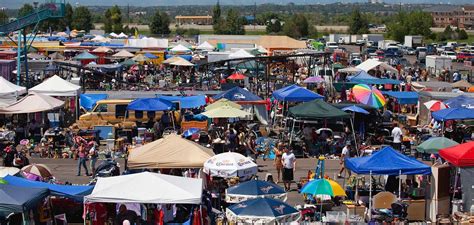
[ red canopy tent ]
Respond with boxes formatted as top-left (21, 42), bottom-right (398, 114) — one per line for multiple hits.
top-left (227, 72), bottom-right (246, 80)
top-left (439, 141), bottom-right (474, 167)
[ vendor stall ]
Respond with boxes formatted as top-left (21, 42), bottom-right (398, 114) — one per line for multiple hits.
top-left (0, 185), bottom-right (49, 218)
top-left (272, 85), bottom-right (324, 102)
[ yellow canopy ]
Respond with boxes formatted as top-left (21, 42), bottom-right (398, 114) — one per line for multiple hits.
top-left (127, 134), bottom-right (215, 169)
top-left (201, 105), bottom-right (251, 118)
top-left (205, 98), bottom-right (241, 111)
top-left (451, 80), bottom-right (472, 89)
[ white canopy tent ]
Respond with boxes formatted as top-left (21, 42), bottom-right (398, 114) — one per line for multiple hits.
top-left (117, 32), bottom-right (128, 38)
top-left (1, 92), bottom-right (64, 114)
top-left (196, 41), bottom-right (215, 51)
top-left (126, 38), bottom-right (168, 48)
top-left (91, 35), bottom-right (106, 42)
top-left (109, 32), bottom-right (118, 38)
top-left (29, 75), bottom-right (80, 97)
top-left (228, 49), bottom-right (254, 59)
top-left (84, 172), bottom-right (203, 204)
top-left (356, 58), bottom-right (397, 73)
top-left (0, 76), bottom-right (26, 107)
top-left (170, 44), bottom-right (191, 53)
top-left (112, 50), bottom-right (135, 59)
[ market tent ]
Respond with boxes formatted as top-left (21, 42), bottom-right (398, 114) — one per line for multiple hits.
top-left (205, 98), bottom-right (241, 111)
top-left (132, 54), bottom-right (149, 62)
top-left (157, 95), bottom-right (206, 109)
top-left (338, 67), bottom-right (361, 73)
top-left (92, 47), bottom-right (113, 53)
top-left (0, 184), bottom-right (49, 217)
top-left (128, 134), bottom-right (215, 169)
top-left (196, 41), bottom-right (215, 51)
top-left (444, 95), bottom-right (474, 109)
top-left (356, 58), bottom-right (398, 73)
top-left (48, 52), bottom-right (65, 60)
top-left (1, 92), bottom-right (64, 114)
top-left (84, 172), bottom-right (202, 204)
top-left (143, 52), bottom-right (158, 59)
top-left (117, 32), bottom-right (128, 38)
top-left (3, 175), bottom-right (93, 201)
top-left (383, 91), bottom-right (419, 104)
top-left (272, 85), bottom-right (323, 102)
top-left (73, 51), bottom-right (98, 60)
top-left (0, 76), bottom-right (26, 106)
top-left (201, 105), bottom-right (251, 118)
top-left (127, 98), bottom-right (173, 111)
top-left (0, 167), bottom-right (19, 178)
top-left (162, 56), bottom-right (181, 64)
top-left (121, 58), bottom-right (137, 66)
top-left (439, 142), bottom-right (474, 167)
top-left (169, 57), bottom-right (194, 66)
top-left (170, 44), bottom-right (191, 53)
top-left (29, 75), bottom-right (81, 96)
top-left (416, 137), bottom-right (459, 154)
top-left (91, 35), bottom-right (106, 42)
top-left (348, 70), bottom-right (401, 85)
top-left (112, 50), bottom-right (134, 59)
top-left (451, 80), bottom-right (472, 89)
top-left (213, 86), bottom-right (262, 101)
top-left (289, 99), bottom-right (350, 119)
top-left (432, 108), bottom-right (474, 121)
top-left (229, 49), bottom-right (254, 59)
top-left (80, 94), bottom-right (108, 111)
top-left (345, 146), bottom-right (431, 175)
top-left (272, 84), bottom-right (298, 96)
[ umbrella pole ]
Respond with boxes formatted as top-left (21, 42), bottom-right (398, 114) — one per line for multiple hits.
top-left (369, 170), bottom-right (372, 221)
top-left (350, 113), bottom-right (358, 156)
top-left (398, 170), bottom-right (402, 200)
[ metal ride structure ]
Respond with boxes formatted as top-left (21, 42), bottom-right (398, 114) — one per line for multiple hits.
top-left (0, 0), bottom-right (65, 88)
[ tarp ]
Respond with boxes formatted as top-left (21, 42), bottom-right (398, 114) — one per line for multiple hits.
top-left (348, 70), bottom-right (401, 85)
top-left (432, 108), bottom-right (474, 121)
top-left (127, 98), bottom-right (173, 111)
top-left (356, 58), bottom-right (398, 73)
top-left (157, 95), bottom-right (206, 109)
top-left (439, 142), bottom-right (474, 167)
top-left (213, 87), bottom-right (262, 101)
top-left (3, 175), bottom-right (93, 201)
top-left (128, 134), bottom-right (215, 169)
top-left (289, 99), bottom-right (350, 119)
top-left (1, 92), bottom-right (64, 114)
top-left (84, 172), bottom-right (203, 204)
top-left (272, 85), bottom-right (323, 102)
top-left (80, 94), bottom-right (108, 111)
top-left (345, 146), bottom-right (432, 175)
top-left (383, 91), bottom-right (419, 104)
top-left (444, 95), bottom-right (474, 109)
top-left (0, 184), bottom-right (49, 217)
top-left (29, 75), bottom-right (81, 97)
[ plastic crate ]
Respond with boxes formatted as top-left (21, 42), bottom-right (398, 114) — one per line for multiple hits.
top-left (326, 211), bottom-right (347, 222)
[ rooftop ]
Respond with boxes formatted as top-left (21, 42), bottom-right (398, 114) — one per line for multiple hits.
top-left (423, 5), bottom-right (462, 13)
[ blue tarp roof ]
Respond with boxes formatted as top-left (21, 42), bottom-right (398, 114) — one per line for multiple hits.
top-left (272, 84), bottom-right (298, 95)
top-left (345, 146), bottom-right (432, 175)
top-left (348, 70), bottom-right (401, 85)
top-left (157, 95), bottom-right (207, 109)
top-left (127, 98), bottom-right (173, 111)
top-left (3, 176), bottom-right (92, 201)
top-left (432, 107), bottom-right (474, 121)
top-left (144, 52), bottom-right (158, 59)
top-left (272, 85), bottom-right (324, 102)
top-left (213, 87), bottom-right (262, 101)
top-left (383, 91), bottom-right (419, 104)
top-left (80, 94), bottom-right (108, 111)
top-left (0, 184), bottom-right (49, 217)
top-left (444, 95), bottom-right (474, 109)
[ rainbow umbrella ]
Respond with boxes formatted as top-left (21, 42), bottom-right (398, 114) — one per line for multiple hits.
top-left (300, 178), bottom-right (346, 197)
top-left (352, 84), bottom-right (386, 108)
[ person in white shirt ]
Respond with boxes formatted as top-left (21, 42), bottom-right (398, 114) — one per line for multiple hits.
top-left (281, 148), bottom-right (296, 192)
top-left (391, 122), bottom-right (403, 151)
top-left (338, 143), bottom-right (352, 178)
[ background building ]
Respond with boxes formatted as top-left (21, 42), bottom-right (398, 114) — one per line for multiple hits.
top-left (425, 5), bottom-right (474, 29)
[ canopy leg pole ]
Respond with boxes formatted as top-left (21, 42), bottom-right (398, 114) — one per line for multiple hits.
top-left (452, 167), bottom-right (459, 213)
top-left (398, 170), bottom-right (402, 200)
top-left (289, 119), bottom-right (295, 145)
top-left (369, 170), bottom-right (372, 221)
top-left (350, 115), bottom-right (358, 156)
top-left (171, 111), bottom-right (176, 132)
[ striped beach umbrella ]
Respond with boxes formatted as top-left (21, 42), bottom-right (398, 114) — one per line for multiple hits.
top-left (352, 84), bottom-right (386, 108)
top-left (21, 164), bottom-right (53, 179)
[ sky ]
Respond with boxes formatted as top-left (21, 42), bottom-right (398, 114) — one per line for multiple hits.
top-left (2, 0), bottom-right (471, 8)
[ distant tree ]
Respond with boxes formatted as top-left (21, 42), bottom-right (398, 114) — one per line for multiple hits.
top-left (40, 3), bottom-right (73, 32)
top-left (0, 10), bottom-right (8, 25)
top-left (283, 14), bottom-right (309, 39)
top-left (388, 10), bottom-right (432, 42)
top-left (104, 5), bottom-right (123, 33)
top-left (175, 27), bottom-right (187, 36)
top-left (72, 6), bottom-right (93, 32)
top-left (265, 13), bottom-right (282, 34)
top-left (186, 28), bottom-right (200, 36)
top-left (458, 29), bottom-right (468, 40)
top-left (225, 9), bottom-right (245, 35)
top-left (212, 1), bottom-right (221, 24)
top-left (443, 25), bottom-right (454, 40)
top-left (149, 10), bottom-right (171, 35)
top-left (348, 8), bottom-right (369, 35)
top-left (18, 4), bottom-right (34, 18)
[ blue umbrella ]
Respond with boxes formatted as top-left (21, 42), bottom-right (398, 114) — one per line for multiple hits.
top-left (182, 128), bottom-right (200, 138)
top-left (226, 198), bottom-right (300, 223)
top-left (226, 180), bottom-right (286, 203)
top-left (341, 105), bottom-right (370, 115)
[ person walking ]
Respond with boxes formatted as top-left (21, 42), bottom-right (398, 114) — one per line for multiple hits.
top-left (391, 122), bottom-right (403, 151)
top-left (338, 142), bottom-right (352, 178)
top-left (77, 142), bottom-right (90, 176)
top-left (89, 142), bottom-right (98, 177)
top-left (281, 147), bottom-right (296, 192)
top-left (273, 142), bottom-right (284, 183)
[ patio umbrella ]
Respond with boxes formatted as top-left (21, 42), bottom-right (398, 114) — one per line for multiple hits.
top-left (225, 180), bottom-right (287, 203)
top-left (182, 128), bottom-right (200, 138)
top-left (303, 76), bottom-right (325, 84)
top-left (21, 164), bottom-right (52, 179)
top-left (203, 152), bottom-right (258, 179)
top-left (341, 105), bottom-right (369, 115)
top-left (200, 105), bottom-right (251, 118)
top-left (352, 84), bottom-right (386, 108)
top-left (132, 54), bottom-right (149, 62)
top-left (300, 178), bottom-right (346, 197)
top-left (227, 72), bottom-right (246, 80)
top-left (416, 137), bottom-right (459, 154)
top-left (424, 100), bottom-right (448, 112)
top-left (226, 198), bottom-right (300, 224)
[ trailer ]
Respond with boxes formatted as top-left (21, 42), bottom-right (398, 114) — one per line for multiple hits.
top-left (404, 35), bottom-right (423, 48)
top-left (350, 35), bottom-right (362, 44)
top-left (362, 34), bottom-right (384, 45)
top-left (329, 34), bottom-right (350, 44)
top-left (377, 40), bottom-right (398, 50)
top-left (426, 55), bottom-right (452, 75)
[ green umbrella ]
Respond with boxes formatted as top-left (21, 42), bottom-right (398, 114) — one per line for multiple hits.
top-left (416, 137), bottom-right (459, 154)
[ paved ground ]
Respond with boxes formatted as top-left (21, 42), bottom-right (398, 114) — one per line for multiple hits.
top-left (23, 156), bottom-right (346, 206)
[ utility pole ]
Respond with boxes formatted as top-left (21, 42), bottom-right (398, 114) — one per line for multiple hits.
top-left (253, 1), bottom-right (257, 29)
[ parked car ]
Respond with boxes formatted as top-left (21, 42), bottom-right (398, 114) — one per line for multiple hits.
top-left (440, 51), bottom-right (457, 61)
top-left (404, 47), bottom-right (416, 55)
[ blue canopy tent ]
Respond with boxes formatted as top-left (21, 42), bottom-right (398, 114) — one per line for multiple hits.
top-left (213, 87), bottom-right (262, 101)
top-left (3, 176), bottom-right (93, 201)
top-left (226, 180), bottom-right (286, 203)
top-left (444, 95), bottom-right (474, 109)
top-left (272, 85), bottom-right (324, 102)
top-left (0, 184), bottom-right (49, 218)
top-left (383, 91), bottom-right (419, 105)
top-left (80, 94), bottom-right (108, 111)
top-left (341, 105), bottom-right (369, 115)
top-left (348, 70), bottom-right (401, 85)
top-left (157, 95), bottom-right (207, 109)
top-left (127, 98), bottom-right (173, 111)
top-left (432, 108), bottom-right (474, 122)
top-left (144, 52), bottom-right (158, 59)
top-left (272, 84), bottom-right (298, 96)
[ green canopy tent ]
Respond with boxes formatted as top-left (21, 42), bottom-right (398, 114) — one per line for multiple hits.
top-left (121, 58), bottom-right (138, 66)
top-left (417, 137), bottom-right (459, 154)
top-left (73, 51), bottom-right (98, 60)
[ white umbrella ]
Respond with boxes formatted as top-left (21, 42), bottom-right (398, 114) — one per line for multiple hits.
top-left (203, 152), bottom-right (258, 179)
